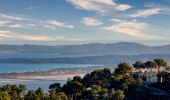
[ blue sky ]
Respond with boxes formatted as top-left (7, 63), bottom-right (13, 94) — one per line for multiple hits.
top-left (0, 0), bottom-right (170, 46)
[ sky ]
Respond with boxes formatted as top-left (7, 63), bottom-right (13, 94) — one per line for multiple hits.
top-left (0, 0), bottom-right (170, 46)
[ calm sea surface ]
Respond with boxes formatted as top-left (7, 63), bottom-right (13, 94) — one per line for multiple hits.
top-left (0, 53), bottom-right (100, 91)
top-left (0, 63), bottom-right (99, 92)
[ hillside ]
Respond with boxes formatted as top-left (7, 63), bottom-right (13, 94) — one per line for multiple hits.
top-left (0, 54), bottom-right (169, 65)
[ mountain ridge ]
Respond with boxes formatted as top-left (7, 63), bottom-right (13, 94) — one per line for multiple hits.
top-left (0, 42), bottom-right (169, 55)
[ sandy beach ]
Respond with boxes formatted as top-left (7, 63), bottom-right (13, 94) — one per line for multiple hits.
top-left (0, 66), bottom-right (106, 82)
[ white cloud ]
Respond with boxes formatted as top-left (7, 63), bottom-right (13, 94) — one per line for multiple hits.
top-left (9, 24), bottom-right (24, 28)
top-left (103, 21), bottom-right (160, 39)
top-left (116, 4), bottom-right (132, 11)
top-left (81, 17), bottom-right (103, 26)
top-left (25, 6), bottom-right (37, 10)
top-left (0, 13), bottom-right (30, 21)
top-left (129, 8), bottom-right (162, 18)
top-left (65, 38), bottom-right (86, 42)
top-left (0, 30), bottom-right (65, 41)
top-left (67, 0), bottom-right (132, 13)
top-left (9, 24), bottom-right (36, 28)
top-left (0, 30), bottom-right (84, 42)
top-left (0, 30), bottom-right (14, 38)
top-left (110, 18), bottom-right (122, 23)
top-left (0, 14), bottom-right (73, 31)
top-left (0, 21), bottom-right (36, 29)
top-left (0, 21), bottom-right (10, 26)
top-left (145, 2), bottom-right (170, 15)
top-left (17, 34), bottom-right (65, 41)
top-left (27, 24), bottom-right (36, 27)
top-left (44, 20), bottom-right (74, 30)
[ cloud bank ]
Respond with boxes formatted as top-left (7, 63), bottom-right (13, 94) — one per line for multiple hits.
top-left (81, 17), bottom-right (103, 26)
top-left (103, 19), bottom-right (160, 39)
top-left (67, 0), bottom-right (132, 13)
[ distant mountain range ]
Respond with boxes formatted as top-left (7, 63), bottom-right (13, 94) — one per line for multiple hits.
top-left (0, 42), bottom-right (170, 56)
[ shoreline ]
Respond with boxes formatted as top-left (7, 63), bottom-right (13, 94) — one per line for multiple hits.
top-left (0, 66), bottom-right (108, 82)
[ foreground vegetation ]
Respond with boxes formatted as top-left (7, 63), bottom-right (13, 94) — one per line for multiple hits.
top-left (0, 58), bottom-right (170, 100)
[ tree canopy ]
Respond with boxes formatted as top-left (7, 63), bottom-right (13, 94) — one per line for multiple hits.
top-left (0, 58), bottom-right (169, 100)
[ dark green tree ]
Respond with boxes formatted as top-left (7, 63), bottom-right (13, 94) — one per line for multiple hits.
top-left (0, 91), bottom-right (10, 100)
top-left (62, 80), bottom-right (83, 99)
top-left (49, 89), bottom-right (57, 100)
top-left (112, 90), bottom-right (125, 100)
top-left (10, 91), bottom-right (19, 100)
top-left (73, 76), bottom-right (81, 82)
top-left (35, 87), bottom-right (44, 100)
top-left (24, 90), bottom-right (36, 100)
top-left (165, 66), bottom-right (170, 72)
top-left (154, 58), bottom-right (167, 72)
top-left (115, 62), bottom-right (132, 77)
top-left (145, 61), bottom-right (158, 72)
top-left (133, 61), bottom-right (145, 71)
top-left (49, 83), bottom-right (61, 93)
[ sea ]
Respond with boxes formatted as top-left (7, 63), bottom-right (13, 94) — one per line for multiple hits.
top-left (0, 53), bottom-right (100, 92)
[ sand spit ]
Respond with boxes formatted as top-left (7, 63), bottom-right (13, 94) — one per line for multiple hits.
top-left (0, 66), bottom-right (106, 82)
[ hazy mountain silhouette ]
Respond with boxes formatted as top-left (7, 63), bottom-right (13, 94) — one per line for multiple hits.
top-left (0, 42), bottom-right (170, 56)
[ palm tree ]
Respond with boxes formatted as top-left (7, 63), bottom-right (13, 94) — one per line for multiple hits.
top-left (154, 58), bottom-right (167, 72)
